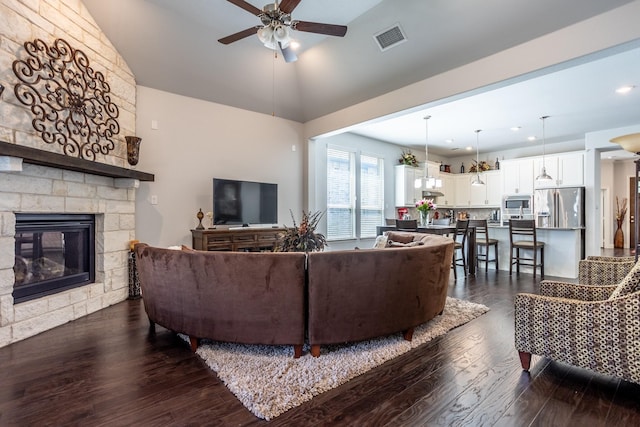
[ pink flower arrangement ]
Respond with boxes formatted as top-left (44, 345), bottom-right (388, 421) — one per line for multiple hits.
top-left (416, 198), bottom-right (436, 213)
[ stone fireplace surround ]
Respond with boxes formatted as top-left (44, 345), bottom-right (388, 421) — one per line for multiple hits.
top-left (0, 153), bottom-right (151, 348)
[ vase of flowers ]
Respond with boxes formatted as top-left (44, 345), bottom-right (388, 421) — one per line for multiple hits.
top-left (416, 198), bottom-right (436, 226)
top-left (276, 210), bottom-right (327, 252)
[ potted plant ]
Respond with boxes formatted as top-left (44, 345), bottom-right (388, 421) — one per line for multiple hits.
top-left (276, 210), bottom-right (327, 252)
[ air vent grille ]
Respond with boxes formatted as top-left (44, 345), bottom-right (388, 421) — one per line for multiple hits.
top-left (374, 24), bottom-right (407, 51)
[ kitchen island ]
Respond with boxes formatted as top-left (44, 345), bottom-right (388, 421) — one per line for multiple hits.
top-left (487, 225), bottom-right (585, 279)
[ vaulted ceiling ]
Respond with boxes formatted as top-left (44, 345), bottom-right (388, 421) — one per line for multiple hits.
top-left (82, 0), bottom-right (639, 154)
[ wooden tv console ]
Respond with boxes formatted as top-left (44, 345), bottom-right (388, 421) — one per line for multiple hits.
top-left (191, 227), bottom-right (285, 252)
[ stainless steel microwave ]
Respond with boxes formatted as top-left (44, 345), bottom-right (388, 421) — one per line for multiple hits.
top-left (503, 194), bottom-right (532, 211)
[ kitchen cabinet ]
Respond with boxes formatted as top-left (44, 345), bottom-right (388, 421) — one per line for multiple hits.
top-left (454, 174), bottom-right (471, 207)
top-left (466, 170), bottom-right (502, 207)
top-left (395, 165), bottom-right (422, 206)
top-left (533, 152), bottom-right (584, 187)
top-left (439, 173), bottom-right (455, 207)
top-left (501, 159), bottom-right (534, 195)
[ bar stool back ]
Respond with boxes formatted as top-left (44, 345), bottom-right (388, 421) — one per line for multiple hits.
top-left (452, 219), bottom-right (469, 279)
top-left (468, 219), bottom-right (498, 271)
top-left (509, 219), bottom-right (545, 278)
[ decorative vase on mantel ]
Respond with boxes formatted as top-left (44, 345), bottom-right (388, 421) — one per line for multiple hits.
top-left (420, 210), bottom-right (430, 227)
top-left (614, 218), bottom-right (624, 249)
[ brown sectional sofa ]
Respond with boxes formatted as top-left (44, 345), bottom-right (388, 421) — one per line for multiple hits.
top-left (134, 232), bottom-right (453, 358)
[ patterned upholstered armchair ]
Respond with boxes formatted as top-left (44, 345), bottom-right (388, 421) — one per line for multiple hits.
top-left (515, 258), bottom-right (640, 385)
top-left (578, 255), bottom-right (635, 285)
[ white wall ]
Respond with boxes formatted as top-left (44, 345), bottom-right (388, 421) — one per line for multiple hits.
top-left (134, 86), bottom-right (305, 247)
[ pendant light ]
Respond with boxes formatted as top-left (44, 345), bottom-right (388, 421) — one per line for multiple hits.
top-left (471, 129), bottom-right (485, 186)
top-left (414, 115), bottom-right (442, 190)
top-left (535, 115), bottom-right (554, 183)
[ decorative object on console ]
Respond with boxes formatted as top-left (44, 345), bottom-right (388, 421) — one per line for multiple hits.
top-left (277, 210), bottom-right (327, 252)
top-left (125, 136), bottom-right (142, 166)
top-left (206, 211), bottom-right (214, 229)
top-left (610, 132), bottom-right (640, 260)
top-left (615, 196), bottom-right (627, 249)
top-left (471, 130), bottom-right (485, 186)
top-left (196, 208), bottom-right (205, 230)
top-left (535, 115), bottom-right (554, 183)
top-left (12, 38), bottom-right (120, 160)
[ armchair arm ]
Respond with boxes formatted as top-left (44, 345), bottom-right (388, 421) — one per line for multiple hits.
top-left (539, 280), bottom-right (616, 301)
top-left (578, 257), bottom-right (635, 286)
top-left (514, 291), bottom-right (640, 384)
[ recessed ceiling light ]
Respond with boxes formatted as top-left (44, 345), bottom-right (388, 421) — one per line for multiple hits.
top-left (445, 139), bottom-right (454, 143)
top-left (465, 146), bottom-right (473, 151)
top-left (616, 85), bottom-right (635, 94)
top-left (510, 126), bottom-right (521, 131)
top-left (528, 136), bottom-right (537, 142)
top-left (289, 41), bottom-right (300, 50)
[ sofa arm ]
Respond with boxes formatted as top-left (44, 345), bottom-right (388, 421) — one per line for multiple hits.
top-left (578, 257), bottom-right (635, 286)
top-left (539, 280), bottom-right (616, 301)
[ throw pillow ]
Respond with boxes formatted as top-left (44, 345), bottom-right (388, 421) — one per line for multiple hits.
top-left (609, 260), bottom-right (640, 299)
top-left (373, 235), bottom-right (388, 249)
top-left (389, 241), bottom-right (424, 248)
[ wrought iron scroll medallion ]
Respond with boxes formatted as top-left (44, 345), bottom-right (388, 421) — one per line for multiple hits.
top-left (12, 38), bottom-right (120, 160)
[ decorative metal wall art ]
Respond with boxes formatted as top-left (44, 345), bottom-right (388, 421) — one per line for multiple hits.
top-left (12, 38), bottom-right (120, 160)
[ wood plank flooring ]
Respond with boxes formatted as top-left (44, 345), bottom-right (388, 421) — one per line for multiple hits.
top-left (1, 269), bottom-right (639, 426)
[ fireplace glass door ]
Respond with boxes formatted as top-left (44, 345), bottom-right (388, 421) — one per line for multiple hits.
top-left (13, 214), bottom-right (95, 303)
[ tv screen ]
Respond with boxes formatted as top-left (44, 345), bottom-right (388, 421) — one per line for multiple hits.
top-left (213, 178), bottom-right (278, 226)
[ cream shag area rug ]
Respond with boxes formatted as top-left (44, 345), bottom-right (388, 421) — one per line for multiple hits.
top-left (183, 297), bottom-right (489, 420)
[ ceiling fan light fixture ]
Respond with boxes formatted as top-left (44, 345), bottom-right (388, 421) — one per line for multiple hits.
top-left (273, 24), bottom-right (290, 45)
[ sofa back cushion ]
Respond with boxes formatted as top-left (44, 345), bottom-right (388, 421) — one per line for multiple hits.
top-left (134, 244), bottom-right (307, 344)
top-left (609, 260), bottom-right (640, 300)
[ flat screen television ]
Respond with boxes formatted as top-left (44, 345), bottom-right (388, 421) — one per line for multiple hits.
top-left (213, 178), bottom-right (278, 226)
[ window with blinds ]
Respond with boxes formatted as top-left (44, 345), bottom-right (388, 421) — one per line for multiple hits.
top-left (327, 148), bottom-right (384, 240)
top-left (360, 154), bottom-right (384, 238)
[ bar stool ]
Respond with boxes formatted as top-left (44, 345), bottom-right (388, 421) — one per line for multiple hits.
top-left (451, 219), bottom-right (469, 279)
top-left (509, 219), bottom-right (545, 279)
top-left (468, 219), bottom-right (498, 271)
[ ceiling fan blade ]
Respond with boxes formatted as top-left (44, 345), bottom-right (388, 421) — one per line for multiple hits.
top-left (226, 0), bottom-right (262, 16)
top-left (279, 42), bottom-right (298, 63)
top-left (218, 26), bottom-right (261, 45)
top-left (293, 21), bottom-right (347, 37)
top-left (279, 0), bottom-right (302, 14)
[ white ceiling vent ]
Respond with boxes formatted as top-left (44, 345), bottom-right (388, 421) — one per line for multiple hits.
top-left (373, 24), bottom-right (407, 52)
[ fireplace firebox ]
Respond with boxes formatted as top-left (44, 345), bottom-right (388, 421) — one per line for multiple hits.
top-left (13, 213), bottom-right (95, 303)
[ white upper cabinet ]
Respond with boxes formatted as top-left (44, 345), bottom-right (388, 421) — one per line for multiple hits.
top-left (395, 165), bottom-right (422, 207)
top-left (439, 173), bottom-right (455, 207)
top-left (501, 159), bottom-right (534, 195)
top-left (469, 170), bottom-right (502, 207)
top-left (533, 152), bottom-right (584, 188)
top-left (454, 174), bottom-right (471, 207)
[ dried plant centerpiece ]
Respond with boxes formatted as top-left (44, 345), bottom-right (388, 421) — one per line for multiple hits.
top-left (277, 210), bottom-right (327, 252)
top-left (398, 150), bottom-right (418, 167)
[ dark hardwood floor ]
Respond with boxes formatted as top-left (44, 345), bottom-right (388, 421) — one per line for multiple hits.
top-left (1, 269), bottom-right (639, 426)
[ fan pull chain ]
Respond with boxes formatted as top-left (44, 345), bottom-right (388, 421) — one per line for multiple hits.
top-left (272, 50), bottom-right (276, 117)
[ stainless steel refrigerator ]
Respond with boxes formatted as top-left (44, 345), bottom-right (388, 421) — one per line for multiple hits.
top-left (534, 187), bottom-right (585, 228)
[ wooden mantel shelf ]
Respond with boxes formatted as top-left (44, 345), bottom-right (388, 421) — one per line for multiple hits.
top-left (0, 140), bottom-right (154, 181)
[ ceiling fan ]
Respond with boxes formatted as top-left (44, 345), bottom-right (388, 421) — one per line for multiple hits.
top-left (218, 0), bottom-right (348, 63)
